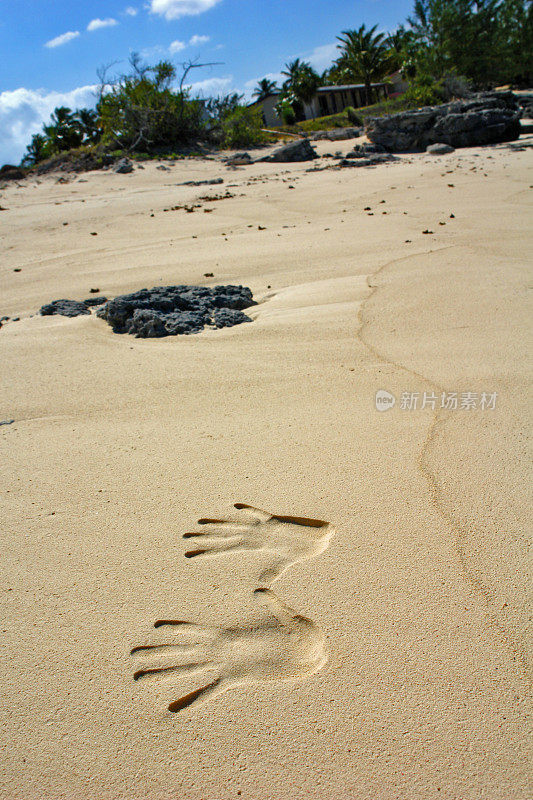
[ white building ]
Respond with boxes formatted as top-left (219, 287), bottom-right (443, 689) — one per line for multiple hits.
top-left (305, 82), bottom-right (391, 118)
top-left (252, 82), bottom-right (393, 127)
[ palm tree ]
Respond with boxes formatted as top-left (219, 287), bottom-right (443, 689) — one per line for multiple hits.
top-left (21, 133), bottom-right (50, 166)
top-left (335, 24), bottom-right (393, 105)
top-left (252, 78), bottom-right (278, 101)
top-left (43, 106), bottom-right (83, 151)
top-left (280, 59), bottom-right (320, 118)
top-left (385, 25), bottom-right (417, 75)
top-left (75, 108), bottom-right (100, 143)
top-left (292, 64), bottom-right (320, 116)
top-left (281, 58), bottom-right (304, 88)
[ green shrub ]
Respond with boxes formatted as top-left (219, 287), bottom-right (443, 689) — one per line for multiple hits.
top-left (344, 106), bottom-right (363, 126)
top-left (440, 72), bottom-right (473, 100)
top-left (222, 106), bottom-right (267, 148)
top-left (281, 105), bottom-right (296, 125)
top-left (404, 75), bottom-right (445, 107)
top-left (274, 97), bottom-right (297, 126)
top-left (98, 59), bottom-right (206, 151)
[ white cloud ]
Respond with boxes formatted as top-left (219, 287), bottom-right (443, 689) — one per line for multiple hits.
top-left (139, 44), bottom-right (166, 60)
top-left (0, 85), bottom-right (97, 166)
top-left (124, 6), bottom-right (138, 15)
top-left (305, 43), bottom-right (338, 72)
top-left (168, 34), bottom-right (209, 55)
top-left (87, 18), bottom-right (119, 32)
top-left (189, 34), bottom-right (210, 46)
top-left (169, 40), bottom-right (186, 53)
top-left (44, 31), bottom-right (80, 49)
top-left (187, 76), bottom-right (232, 96)
top-left (150, 0), bottom-right (222, 21)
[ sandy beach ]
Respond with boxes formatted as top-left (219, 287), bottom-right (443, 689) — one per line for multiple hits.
top-left (0, 136), bottom-right (531, 799)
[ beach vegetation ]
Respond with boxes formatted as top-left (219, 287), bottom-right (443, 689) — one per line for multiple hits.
top-left (252, 78), bottom-right (279, 100)
top-left (205, 92), bottom-right (244, 123)
top-left (97, 55), bottom-right (206, 152)
top-left (406, 0), bottom-right (532, 88)
top-left (344, 106), bottom-right (364, 126)
top-left (221, 105), bottom-right (268, 147)
top-left (278, 59), bottom-right (321, 119)
top-left (335, 25), bottom-right (396, 105)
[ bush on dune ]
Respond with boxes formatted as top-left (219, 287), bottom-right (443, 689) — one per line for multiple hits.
top-left (97, 56), bottom-right (206, 152)
top-left (222, 106), bottom-right (268, 148)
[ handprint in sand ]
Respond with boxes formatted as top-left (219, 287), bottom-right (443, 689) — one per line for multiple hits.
top-left (182, 503), bottom-right (334, 585)
top-left (131, 588), bottom-right (327, 712)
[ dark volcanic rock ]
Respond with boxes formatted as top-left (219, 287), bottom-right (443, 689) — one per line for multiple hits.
top-left (365, 91), bottom-right (521, 152)
top-left (181, 178), bottom-right (224, 186)
top-left (261, 139), bottom-right (318, 163)
top-left (40, 299), bottom-right (91, 317)
top-left (226, 152), bottom-right (252, 166)
top-left (339, 154), bottom-right (397, 167)
top-left (213, 308), bottom-right (253, 328)
top-left (426, 142), bottom-right (455, 154)
top-left (114, 158), bottom-right (134, 174)
top-left (311, 127), bottom-right (362, 141)
top-left (83, 296), bottom-right (108, 307)
top-left (344, 143), bottom-right (387, 158)
top-left (96, 284), bottom-right (256, 337)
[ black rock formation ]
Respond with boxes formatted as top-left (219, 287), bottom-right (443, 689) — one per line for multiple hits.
top-left (96, 284), bottom-right (256, 337)
top-left (345, 143), bottom-right (387, 158)
top-left (310, 127), bottom-right (362, 141)
top-left (261, 139), bottom-right (318, 163)
top-left (226, 153), bottom-right (253, 166)
top-left (40, 296), bottom-right (108, 316)
top-left (40, 299), bottom-right (91, 317)
top-left (365, 92), bottom-right (521, 152)
top-left (114, 158), bottom-right (134, 174)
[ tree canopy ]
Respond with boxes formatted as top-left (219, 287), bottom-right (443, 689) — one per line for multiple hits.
top-left (335, 24), bottom-right (395, 104)
top-left (252, 78), bottom-right (279, 101)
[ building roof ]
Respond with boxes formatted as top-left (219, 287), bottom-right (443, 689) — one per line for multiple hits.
top-left (247, 92), bottom-right (280, 107)
top-left (317, 83), bottom-right (388, 93)
top-left (248, 81), bottom-right (390, 108)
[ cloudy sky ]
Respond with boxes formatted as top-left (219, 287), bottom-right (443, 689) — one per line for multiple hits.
top-left (0, 0), bottom-right (412, 165)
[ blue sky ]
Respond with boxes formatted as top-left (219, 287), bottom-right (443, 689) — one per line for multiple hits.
top-left (0, 0), bottom-right (413, 165)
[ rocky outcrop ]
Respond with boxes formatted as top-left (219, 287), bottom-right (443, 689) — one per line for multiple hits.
top-left (338, 142), bottom-right (396, 168)
top-left (426, 143), bottom-right (455, 154)
top-left (365, 92), bottom-right (521, 152)
top-left (345, 143), bottom-right (387, 158)
top-left (40, 296), bottom-right (108, 316)
top-left (96, 285), bottom-right (256, 337)
top-left (339, 155), bottom-right (397, 168)
top-left (226, 153), bottom-right (252, 166)
top-left (310, 127), bottom-right (362, 141)
top-left (113, 158), bottom-right (134, 174)
top-left (40, 299), bottom-right (91, 317)
top-left (180, 178), bottom-right (224, 186)
top-left (261, 139), bottom-right (318, 163)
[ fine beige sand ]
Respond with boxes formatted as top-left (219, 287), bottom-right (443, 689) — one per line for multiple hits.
top-left (0, 136), bottom-right (531, 799)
